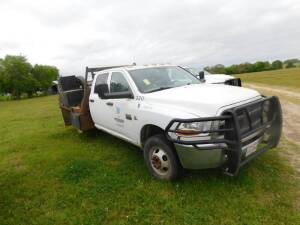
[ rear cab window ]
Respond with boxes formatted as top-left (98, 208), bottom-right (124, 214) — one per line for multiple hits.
top-left (94, 73), bottom-right (109, 98)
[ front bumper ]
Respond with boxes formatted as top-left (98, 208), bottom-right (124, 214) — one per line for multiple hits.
top-left (165, 96), bottom-right (282, 176)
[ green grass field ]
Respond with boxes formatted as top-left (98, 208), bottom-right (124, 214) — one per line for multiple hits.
top-left (0, 96), bottom-right (299, 225)
top-left (236, 67), bottom-right (300, 89)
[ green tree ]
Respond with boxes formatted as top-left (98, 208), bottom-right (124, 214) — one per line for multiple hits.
top-left (271, 60), bottom-right (283, 70)
top-left (23, 74), bottom-right (40, 98)
top-left (283, 58), bottom-right (300, 64)
top-left (286, 62), bottom-right (296, 68)
top-left (237, 63), bottom-right (255, 73)
top-left (253, 61), bottom-right (270, 72)
top-left (0, 58), bottom-right (5, 94)
top-left (32, 64), bottom-right (59, 93)
top-left (224, 65), bottom-right (238, 74)
top-left (204, 64), bottom-right (226, 74)
top-left (205, 58), bottom-right (299, 75)
top-left (1, 55), bottom-right (35, 99)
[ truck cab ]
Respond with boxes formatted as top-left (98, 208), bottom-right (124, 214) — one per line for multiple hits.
top-left (58, 65), bottom-right (282, 180)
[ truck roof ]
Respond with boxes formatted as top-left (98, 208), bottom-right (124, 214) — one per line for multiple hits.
top-left (85, 64), bottom-right (176, 80)
top-left (123, 64), bottom-right (174, 71)
top-left (97, 64), bottom-right (174, 72)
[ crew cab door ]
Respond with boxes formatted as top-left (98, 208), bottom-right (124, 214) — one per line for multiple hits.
top-left (107, 71), bottom-right (137, 142)
top-left (89, 72), bottom-right (113, 130)
top-left (90, 71), bottom-right (138, 144)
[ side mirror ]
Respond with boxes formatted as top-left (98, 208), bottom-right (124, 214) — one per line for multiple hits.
top-left (103, 91), bottom-right (133, 99)
top-left (198, 71), bottom-right (205, 80)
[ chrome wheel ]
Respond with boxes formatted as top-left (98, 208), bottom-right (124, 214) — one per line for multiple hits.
top-left (149, 147), bottom-right (170, 176)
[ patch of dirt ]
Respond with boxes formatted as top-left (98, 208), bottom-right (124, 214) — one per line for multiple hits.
top-left (247, 84), bottom-right (300, 99)
top-left (246, 84), bottom-right (300, 145)
top-left (245, 83), bottom-right (300, 174)
top-left (281, 101), bottom-right (300, 146)
top-left (280, 101), bottom-right (300, 175)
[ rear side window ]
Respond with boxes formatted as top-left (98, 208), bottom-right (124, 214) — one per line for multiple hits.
top-left (110, 72), bottom-right (130, 93)
top-left (94, 73), bottom-right (109, 98)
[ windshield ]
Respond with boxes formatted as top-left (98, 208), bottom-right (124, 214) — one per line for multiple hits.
top-left (128, 66), bottom-right (201, 93)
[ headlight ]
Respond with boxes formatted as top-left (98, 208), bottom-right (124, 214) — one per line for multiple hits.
top-left (175, 122), bottom-right (212, 137)
top-left (167, 119), bottom-right (227, 143)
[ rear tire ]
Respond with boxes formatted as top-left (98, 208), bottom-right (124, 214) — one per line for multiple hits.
top-left (143, 134), bottom-right (182, 181)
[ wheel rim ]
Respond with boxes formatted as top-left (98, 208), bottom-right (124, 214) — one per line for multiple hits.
top-left (149, 146), bottom-right (170, 176)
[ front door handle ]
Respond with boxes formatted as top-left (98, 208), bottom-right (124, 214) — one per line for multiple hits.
top-left (106, 102), bottom-right (113, 106)
top-left (89, 99), bottom-right (94, 103)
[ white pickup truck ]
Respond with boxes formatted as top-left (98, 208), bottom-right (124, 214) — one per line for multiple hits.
top-left (58, 65), bottom-right (282, 180)
top-left (183, 67), bottom-right (242, 86)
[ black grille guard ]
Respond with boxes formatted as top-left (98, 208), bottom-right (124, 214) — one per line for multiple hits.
top-left (165, 96), bottom-right (282, 176)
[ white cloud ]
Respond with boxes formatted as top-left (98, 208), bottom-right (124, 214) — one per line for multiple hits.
top-left (0, 0), bottom-right (299, 75)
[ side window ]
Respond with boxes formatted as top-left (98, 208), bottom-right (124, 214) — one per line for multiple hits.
top-left (110, 72), bottom-right (130, 93)
top-left (94, 73), bottom-right (109, 98)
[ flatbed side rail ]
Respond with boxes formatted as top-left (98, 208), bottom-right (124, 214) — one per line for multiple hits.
top-left (85, 65), bottom-right (130, 80)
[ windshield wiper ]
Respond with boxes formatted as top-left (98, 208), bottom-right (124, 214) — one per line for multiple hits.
top-left (145, 86), bottom-right (173, 93)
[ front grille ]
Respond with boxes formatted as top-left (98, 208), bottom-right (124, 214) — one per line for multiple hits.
top-left (236, 101), bottom-right (264, 136)
top-left (221, 99), bottom-right (274, 148)
top-left (236, 110), bottom-right (251, 134)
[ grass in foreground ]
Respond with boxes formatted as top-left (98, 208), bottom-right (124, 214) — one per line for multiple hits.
top-left (0, 96), bottom-right (299, 225)
top-left (236, 67), bottom-right (300, 90)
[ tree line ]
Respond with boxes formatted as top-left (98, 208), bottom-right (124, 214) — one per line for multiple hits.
top-left (0, 55), bottom-right (59, 99)
top-left (204, 58), bottom-right (300, 75)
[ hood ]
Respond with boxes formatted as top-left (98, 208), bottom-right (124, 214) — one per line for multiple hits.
top-left (144, 84), bottom-right (261, 117)
top-left (205, 74), bottom-right (234, 84)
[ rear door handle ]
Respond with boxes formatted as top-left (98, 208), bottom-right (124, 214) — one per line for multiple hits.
top-left (106, 102), bottom-right (113, 106)
top-left (89, 99), bottom-right (94, 103)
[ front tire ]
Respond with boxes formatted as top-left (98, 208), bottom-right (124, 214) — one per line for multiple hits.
top-left (143, 134), bottom-right (182, 181)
